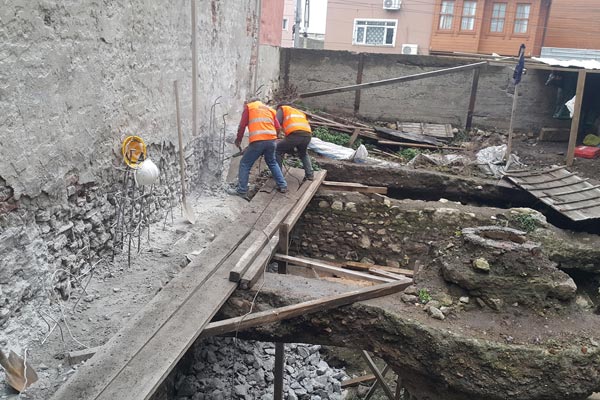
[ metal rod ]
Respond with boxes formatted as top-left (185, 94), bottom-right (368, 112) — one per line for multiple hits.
top-left (299, 62), bottom-right (488, 98)
top-left (274, 342), bottom-right (285, 400)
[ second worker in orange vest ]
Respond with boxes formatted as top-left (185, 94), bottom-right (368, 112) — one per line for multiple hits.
top-left (227, 99), bottom-right (288, 198)
top-left (275, 104), bottom-right (314, 181)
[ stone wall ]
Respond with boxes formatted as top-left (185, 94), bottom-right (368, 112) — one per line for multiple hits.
top-left (281, 48), bottom-right (571, 132)
top-left (0, 0), bottom-right (274, 330)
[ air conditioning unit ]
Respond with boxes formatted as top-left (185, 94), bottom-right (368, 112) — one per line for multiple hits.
top-left (402, 44), bottom-right (418, 55)
top-left (383, 0), bottom-right (402, 10)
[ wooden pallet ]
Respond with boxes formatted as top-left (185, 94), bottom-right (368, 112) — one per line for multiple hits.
top-left (504, 166), bottom-right (600, 221)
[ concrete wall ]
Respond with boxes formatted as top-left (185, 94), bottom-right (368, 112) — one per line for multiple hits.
top-left (281, 48), bottom-right (569, 131)
top-left (0, 0), bottom-right (277, 338)
top-left (325, 0), bottom-right (434, 55)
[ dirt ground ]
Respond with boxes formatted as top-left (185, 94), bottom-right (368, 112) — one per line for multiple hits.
top-left (0, 192), bottom-right (246, 400)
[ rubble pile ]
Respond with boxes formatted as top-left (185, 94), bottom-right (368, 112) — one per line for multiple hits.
top-left (172, 337), bottom-right (348, 400)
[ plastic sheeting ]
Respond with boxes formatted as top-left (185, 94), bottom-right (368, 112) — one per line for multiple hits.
top-left (476, 144), bottom-right (525, 178)
top-left (308, 137), bottom-right (368, 162)
top-left (532, 57), bottom-right (600, 70)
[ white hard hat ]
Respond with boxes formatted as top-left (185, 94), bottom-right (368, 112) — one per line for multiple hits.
top-left (134, 158), bottom-right (160, 186)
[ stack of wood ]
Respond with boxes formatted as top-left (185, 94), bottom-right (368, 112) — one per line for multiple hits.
top-left (303, 108), bottom-right (462, 152)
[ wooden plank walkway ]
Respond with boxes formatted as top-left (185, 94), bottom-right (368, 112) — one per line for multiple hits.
top-left (51, 168), bottom-right (325, 400)
top-left (504, 166), bottom-right (600, 221)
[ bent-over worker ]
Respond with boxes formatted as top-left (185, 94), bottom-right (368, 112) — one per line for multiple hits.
top-left (227, 98), bottom-right (288, 197)
top-left (275, 104), bottom-right (313, 181)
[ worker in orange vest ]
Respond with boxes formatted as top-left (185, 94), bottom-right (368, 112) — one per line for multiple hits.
top-left (227, 98), bottom-right (288, 197)
top-left (275, 104), bottom-right (313, 181)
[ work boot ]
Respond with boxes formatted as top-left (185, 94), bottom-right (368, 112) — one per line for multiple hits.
top-left (277, 186), bottom-right (288, 194)
top-left (225, 186), bottom-right (249, 200)
top-left (304, 175), bottom-right (314, 181)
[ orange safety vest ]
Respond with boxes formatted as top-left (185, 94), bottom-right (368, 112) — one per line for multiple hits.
top-left (281, 105), bottom-right (312, 136)
top-left (247, 101), bottom-right (277, 143)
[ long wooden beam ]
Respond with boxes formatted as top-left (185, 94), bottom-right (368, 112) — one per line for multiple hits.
top-left (273, 254), bottom-right (400, 284)
top-left (321, 181), bottom-right (388, 194)
top-left (362, 351), bottom-right (396, 400)
top-left (566, 69), bottom-right (587, 166)
top-left (298, 62), bottom-right (488, 98)
top-left (202, 280), bottom-right (410, 337)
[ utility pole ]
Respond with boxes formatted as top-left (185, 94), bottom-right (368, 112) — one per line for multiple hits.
top-left (293, 0), bottom-right (302, 47)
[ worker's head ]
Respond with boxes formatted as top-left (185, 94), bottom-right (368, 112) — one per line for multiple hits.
top-left (276, 101), bottom-right (292, 110)
top-left (245, 96), bottom-right (261, 105)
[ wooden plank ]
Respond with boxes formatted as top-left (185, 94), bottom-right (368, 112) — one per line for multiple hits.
top-left (566, 69), bottom-right (587, 166)
top-left (53, 169), bottom-right (308, 400)
top-left (530, 178), bottom-right (589, 192)
top-left (361, 351), bottom-right (396, 400)
top-left (322, 181), bottom-right (388, 194)
top-left (202, 280), bottom-right (410, 337)
top-left (298, 62), bottom-right (487, 98)
top-left (240, 235), bottom-right (280, 290)
top-left (272, 254), bottom-right (398, 284)
top-left (50, 223), bottom-right (254, 400)
top-left (512, 173), bottom-right (576, 185)
top-left (377, 140), bottom-right (462, 151)
top-left (558, 202), bottom-right (600, 213)
top-left (283, 171), bottom-right (327, 232)
top-left (369, 268), bottom-right (409, 281)
top-left (375, 126), bottom-right (443, 146)
top-left (229, 230), bottom-right (269, 282)
top-left (542, 184), bottom-right (600, 197)
top-left (94, 171), bottom-right (310, 400)
top-left (341, 374), bottom-right (376, 388)
top-left (465, 67), bottom-right (480, 130)
top-left (345, 261), bottom-right (414, 277)
top-left (503, 166), bottom-right (566, 177)
top-left (349, 128), bottom-right (361, 147)
top-left (554, 195), bottom-right (600, 206)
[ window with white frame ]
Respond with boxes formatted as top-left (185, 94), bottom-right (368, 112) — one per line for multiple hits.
top-left (490, 3), bottom-right (506, 32)
top-left (353, 19), bottom-right (397, 46)
top-left (282, 18), bottom-right (288, 30)
top-left (514, 3), bottom-right (531, 34)
top-left (461, 1), bottom-right (477, 30)
top-left (439, 1), bottom-right (454, 30)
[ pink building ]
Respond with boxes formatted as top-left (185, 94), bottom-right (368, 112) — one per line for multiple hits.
top-left (324, 0), bottom-right (435, 55)
top-left (260, 0), bottom-right (285, 46)
top-left (281, 0), bottom-right (295, 47)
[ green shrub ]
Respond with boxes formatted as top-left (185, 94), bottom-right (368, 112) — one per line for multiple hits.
top-left (397, 148), bottom-right (421, 161)
top-left (418, 288), bottom-right (432, 304)
top-left (312, 126), bottom-right (363, 149)
top-left (514, 213), bottom-right (537, 233)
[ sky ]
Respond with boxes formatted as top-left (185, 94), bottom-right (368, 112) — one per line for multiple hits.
top-left (301, 0), bottom-right (328, 35)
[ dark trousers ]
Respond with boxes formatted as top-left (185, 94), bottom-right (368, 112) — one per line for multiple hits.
top-left (275, 132), bottom-right (313, 178)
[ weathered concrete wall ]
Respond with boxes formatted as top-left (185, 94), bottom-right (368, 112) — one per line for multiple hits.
top-left (281, 48), bottom-right (571, 132)
top-left (256, 45), bottom-right (281, 100)
top-left (0, 0), bottom-right (274, 334)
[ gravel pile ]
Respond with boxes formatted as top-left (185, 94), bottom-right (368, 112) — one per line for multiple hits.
top-left (174, 336), bottom-right (349, 400)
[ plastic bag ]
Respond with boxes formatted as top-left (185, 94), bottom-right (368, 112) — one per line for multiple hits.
top-left (565, 96), bottom-right (576, 118)
top-left (351, 144), bottom-right (368, 163)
